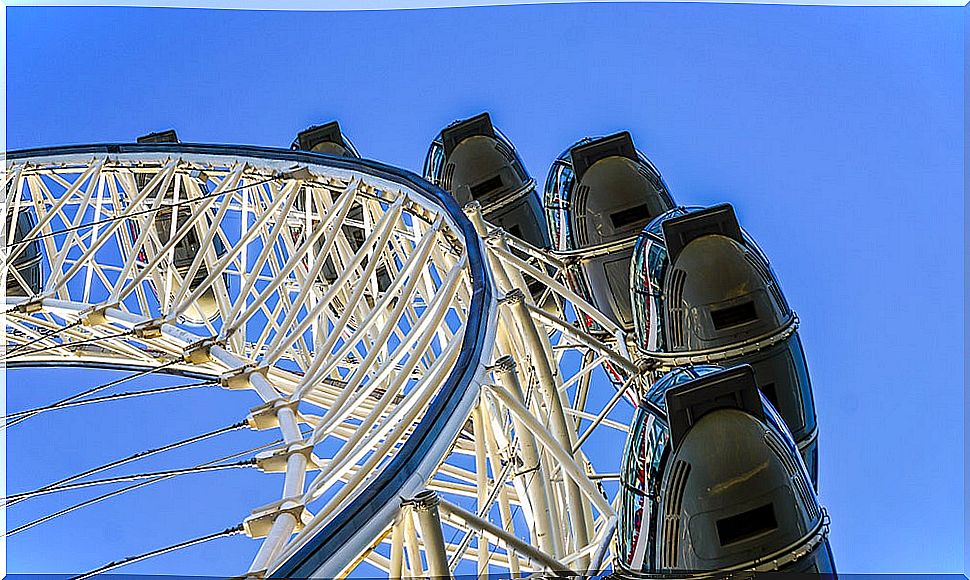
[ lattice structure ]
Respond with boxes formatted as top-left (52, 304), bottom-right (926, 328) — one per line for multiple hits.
top-left (3, 145), bottom-right (643, 578)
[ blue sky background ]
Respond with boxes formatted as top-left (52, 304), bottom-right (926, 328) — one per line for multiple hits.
top-left (5, 3), bottom-right (965, 576)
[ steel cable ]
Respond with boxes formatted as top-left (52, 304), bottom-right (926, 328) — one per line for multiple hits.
top-left (4, 428), bottom-right (311, 538)
top-left (2, 379), bottom-right (218, 422)
top-left (70, 524), bottom-right (246, 580)
top-left (6, 459), bottom-right (256, 502)
top-left (2, 359), bottom-right (179, 429)
top-left (3, 420), bottom-right (248, 507)
top-left (1, 329), bottom-right (134, 362)
top-left (5, 319), bottom-right (83, 357)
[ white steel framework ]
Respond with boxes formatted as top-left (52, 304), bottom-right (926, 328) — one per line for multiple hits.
top-left (3, 144), bottom-right (649, 579)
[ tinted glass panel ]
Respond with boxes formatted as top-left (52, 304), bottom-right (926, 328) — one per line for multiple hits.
top-left (610, 204), bottom-right (650, 229)
top-left (470, 174), bottom-right (504, 199)
top-left (711, 301), bottom-right (757, 330)
top-left (716, 503), bottom-right (778, 546)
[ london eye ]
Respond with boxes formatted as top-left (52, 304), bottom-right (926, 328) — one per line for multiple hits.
top-left (3, 116), bottom-right (833, 578)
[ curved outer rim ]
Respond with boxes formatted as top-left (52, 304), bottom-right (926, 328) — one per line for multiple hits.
top-left (6, 143), bottom-right (495, 579)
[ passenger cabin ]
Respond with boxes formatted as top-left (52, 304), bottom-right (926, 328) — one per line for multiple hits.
top-left (132, 130), bottom-right (228, 324)
top-left (291, 121), bottom-right (361, 158)
top-left (5, 206), bottom-right (43, 297)
top-left (618, 365), bottom-right (835, 576)
top-left (543, 132), bottom-right (674, 333)
top-left (631, 204), bottom-right (819, 482)
top-left (424, 112), bottom-right (550, 251)
top-left (291, 122), bottom-right (390, 298)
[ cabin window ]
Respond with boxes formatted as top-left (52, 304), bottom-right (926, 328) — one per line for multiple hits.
top-left (710, 301), bottom-right (757, 330)
top-left (604, 258), bottom-right (634, 326)
top-left (469, 174), bottom-right (504, 199)
top-left (716, 503), bottom-right (778, 546)
top-left (424, 143), bottom-right (446, 184)
top-left (610, 204), bottom-right (650, 229)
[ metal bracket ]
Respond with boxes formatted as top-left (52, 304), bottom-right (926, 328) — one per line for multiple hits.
top-left (255, 441), bottom-right (316, 473)
top-left (243, 499), bottom-right (311, 539)
top-left (132, 319), bottom-right (164, 339)
top-left (219, 365), bottom-right (269, 391)
top-left (281, 166), bottom-right (314, 182)
top-left (247, 398), bottom-right (300, 431)
top-left (14, 298), bottom-right (44, 314)
top-left (79, 303), bottom-right (117, 326)
top-left (183, 337), bottom-right (221, 365)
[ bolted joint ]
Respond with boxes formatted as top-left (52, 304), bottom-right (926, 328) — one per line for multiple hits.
top-left (183, 338), bottom-right (221, 365)
top-left (281, 166), bottom-right (314, 182)
top-left (485, 228), bottom-right (509, 247)
top-left (247, 398), bottom-right (300, 431)
top-left (243, 499), bottom-right (311, 539)
top-left (255, 441), bottom-right (316, 473)
top-left (402, 489), bottom-right (450, 578)
top-left (559, 253), bottom-right (580, 267)
top-left (513, 458), bottom-right (542, 479)
top-left (402, 489), bottom-right (439, 511)
top-left (219, 365), bottom-right (268, 391)
top-left (493, 354), bottom-right (517, 374)
top-left (132, 319), bottom-right (164, 339)
top-left (462, 200), bottom-right (492, 238)
top-left (15, 299), bottom-right (44, 314)
top-left (79, 303), bottom-right (117, 326)
top-left (500, 288), bottom-right (525, 306)
top-left (635, 356), bottom-right (662, 374)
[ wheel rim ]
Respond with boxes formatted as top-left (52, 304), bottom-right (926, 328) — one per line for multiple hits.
top-left (5, 144), bottom-right (641, 578)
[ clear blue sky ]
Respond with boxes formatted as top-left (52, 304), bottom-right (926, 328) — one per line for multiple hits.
top-left (5, 3), bottom-right (965, 576)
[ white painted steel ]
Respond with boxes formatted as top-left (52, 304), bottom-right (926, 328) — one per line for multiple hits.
top-left (4, 147), bottom-right (647, 579)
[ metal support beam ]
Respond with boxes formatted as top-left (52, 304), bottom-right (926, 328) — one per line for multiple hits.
top-left (403, 490), bottom-right (450, 579)
top-left (493, 355), bottom-right (556, 558)
top-left (501, 289), bottom-right (590, 566)
top-left (437, 499), bottom-right (571, 576)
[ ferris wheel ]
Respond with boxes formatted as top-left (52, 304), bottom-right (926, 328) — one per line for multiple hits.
top-left (3, 140), bottom-right (647, 578)
top-left (4, 112), bottom-right (836, 579)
